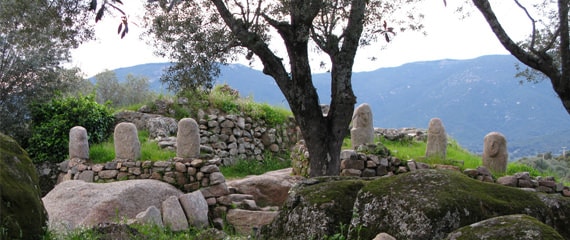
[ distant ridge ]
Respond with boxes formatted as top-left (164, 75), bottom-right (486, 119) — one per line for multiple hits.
top-left (99, 55), bottom-right (570, 159)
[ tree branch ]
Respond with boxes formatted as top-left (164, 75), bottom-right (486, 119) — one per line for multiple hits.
top-left (472, 0), bottom-right (560, 81)
top-left (210, 0), bottom-right (290, 88)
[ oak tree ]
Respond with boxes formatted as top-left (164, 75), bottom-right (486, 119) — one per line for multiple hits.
top-left (145, 0), bottom-right (425, 176)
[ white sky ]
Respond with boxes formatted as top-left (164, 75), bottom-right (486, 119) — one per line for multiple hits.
top-left (70, 0), bottom-right (531, 77)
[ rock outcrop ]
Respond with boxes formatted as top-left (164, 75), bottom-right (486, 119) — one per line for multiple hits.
top-left (444, 214), bottom-right (564, 240)
top-left (261, 169), bottom-right (570, 240)
top-left (43, 179), bottom-right (183, 232)
top-left (0, 133), bottom-right (48, 240)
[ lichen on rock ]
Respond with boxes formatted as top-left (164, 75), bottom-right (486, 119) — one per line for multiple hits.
top-left (260, 169), bottom-right (570, 240)
top-left (444, 214), bottom-right (564, 240)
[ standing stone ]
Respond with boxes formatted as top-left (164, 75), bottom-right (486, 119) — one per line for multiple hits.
top-left (351, 103), bottom-right (375, 148)
top-left (69, 126), bottom-right (89, 160)
top-left (425, 118), bottom-right (447, 159)
top-left (114, 122), bottom-right (141, 160)
top-left (177, 118), bottom-right (200, 158)
top-left (482, 132), bottom-right (508, 173)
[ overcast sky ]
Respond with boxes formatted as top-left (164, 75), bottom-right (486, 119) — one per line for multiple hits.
top-left (70, 0), bottom-right (531, 77)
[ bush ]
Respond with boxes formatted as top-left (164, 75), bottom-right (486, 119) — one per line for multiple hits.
top-left (27, 94), bottom-right (115, 163)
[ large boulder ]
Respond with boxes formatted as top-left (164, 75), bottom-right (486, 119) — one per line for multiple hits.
top-left (0, 133), bottom-right (48, 240)
top-left (445, 214), bottom-right (564, 240)
top-left (262, 176), bottom-right (366, 239)
top-left (227, 168), bottom-right (303, 207)
top-left (42, 179), bottom-right (183, 233)
top-left (261, 169), bottom-right (570, 240)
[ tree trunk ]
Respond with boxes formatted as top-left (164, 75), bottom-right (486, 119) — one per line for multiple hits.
top-left (212, 0), bottom-right (361, 176)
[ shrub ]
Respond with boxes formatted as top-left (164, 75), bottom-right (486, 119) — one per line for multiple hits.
top-left (27, 94), bottom-right (115, 163)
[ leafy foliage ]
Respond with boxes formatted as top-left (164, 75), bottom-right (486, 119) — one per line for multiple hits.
top-left (0, 0), bottom-right (93, 145)
top-left (27, 95), bottom-right (115, 163)
top-left (513, 154), bottom-right (570, 183)
top-left (89, 0), bottom-right (129, 38)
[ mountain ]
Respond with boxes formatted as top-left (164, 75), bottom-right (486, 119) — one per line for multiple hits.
top-left (103, 55), bottom-right (570, 160)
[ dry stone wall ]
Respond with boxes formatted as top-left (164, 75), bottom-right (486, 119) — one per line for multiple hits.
top-left (115, 109), bottom-right (300, 166)
top-left (59, 157), bottom-right (225, 193)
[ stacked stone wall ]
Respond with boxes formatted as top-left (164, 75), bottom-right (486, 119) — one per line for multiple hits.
top-left (60, 157), bottom-right (225, 193)
top-left (115, 109), bottom-right (300, 166)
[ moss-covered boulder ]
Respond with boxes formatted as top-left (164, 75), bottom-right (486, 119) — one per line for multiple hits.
top-left (445, 214), bottom-right (564, 240)
top-left (0, 133), bottom-right (48, 239)
top-left (261, 177), bottom-right (369, 239)
top-left (261, 169), bottom-right (570, 240)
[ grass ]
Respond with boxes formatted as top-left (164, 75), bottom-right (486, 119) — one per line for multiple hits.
top-left (89, 130), bottom-right (176, 163)
top-left (220, 153), bottom-right (292, 179)
top-left (42, 223), bottom-right (248, 240)
top-left (378, 137), bottom-right (482, 170)
top-left (89, 141), bottom-right (115, 163)
top-left (343, 135), bottom-right (569, 185)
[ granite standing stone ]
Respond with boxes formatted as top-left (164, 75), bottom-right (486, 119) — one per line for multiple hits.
top-left (351, 103), bottom-right (375, 148)
top-left (69, 126), bottom-right (89, 160)
top-left (425, 118), bottom-right (447, 159)
top-left (114, 122), bottom-right (141, 160)
top-left (482, 132), bottom-right (508, 173)
top-left (177, 118), bottom-right (200, 158)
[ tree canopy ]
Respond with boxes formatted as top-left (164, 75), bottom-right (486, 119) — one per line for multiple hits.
top-left (0, 0), bottom-right (93, 144)
top-left (144, 0), bottom-right (426, 176)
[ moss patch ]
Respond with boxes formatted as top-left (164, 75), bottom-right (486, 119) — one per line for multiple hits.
top-left (351, 169), bottom-right (563, 239)
top-left (262, 177), bottom-right (367, 239)
top-left (0, 133), bottom-right (47, 239)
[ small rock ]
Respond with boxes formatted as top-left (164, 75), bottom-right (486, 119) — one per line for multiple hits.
top-left (135, 206), bottom-right (163, 227)
top-left (496, 175), bottom-right (517, 187)
top-left (562, 187), bottom-right (570, 197)
top-left (373, 232), bottom-right (397, 240)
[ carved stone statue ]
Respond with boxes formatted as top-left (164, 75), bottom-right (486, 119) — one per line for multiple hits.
top-left (425, 118), bottom-right (447, 159)
top-left (482, 132), bottom-right (508, 173)
top-left (351, 103), bottom-right (374, 149)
